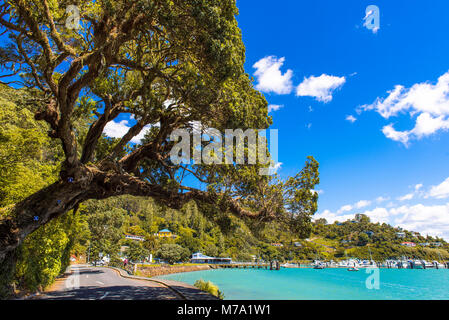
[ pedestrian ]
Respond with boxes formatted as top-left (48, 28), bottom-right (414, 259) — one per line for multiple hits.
top-left (124, 258), bottom-right (128, 268)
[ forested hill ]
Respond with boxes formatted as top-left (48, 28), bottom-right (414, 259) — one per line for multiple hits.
top-left (309, 216), bottom-right (449, 261)
top-left (76, 196), bottom-right (449, 266)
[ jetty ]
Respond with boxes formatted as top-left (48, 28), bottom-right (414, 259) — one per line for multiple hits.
top-left (211, 261), bottom-right (281, 270)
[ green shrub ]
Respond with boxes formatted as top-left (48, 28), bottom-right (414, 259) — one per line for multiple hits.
top-left (194, 279), bottom-right (225, 299)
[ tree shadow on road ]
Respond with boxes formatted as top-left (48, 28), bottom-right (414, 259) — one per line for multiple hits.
top-left (42, 285), bottom-right (181, 300)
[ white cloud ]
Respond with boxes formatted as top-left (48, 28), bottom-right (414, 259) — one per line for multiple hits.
top-left (268, 162), bottom-right (283, 175)
top-left (360, 71), bottom-right (449, 145)
top-left (428, 177), bottom-right (449, 199)
top-left (397, 193), bottom-right (414, 201)
top-left (376, 196), bottom-right (390, 203)
top-left (355, 200), bottom-right (371, 209)
top-left (253, 56), bottom-right (293, 95)
top-left (381, 124), bottom-right (411, 146)
top-left (103, 120), bottom-right (153, 144)
top-left (346, 115), bottom-right (357, 123)
top-left (268, 104), bottom-right (283, 113)
top-left (337, 204), bottom-right (353, 214)
top-left (336, 199), bottom-right (371, 214)
top-left (296, 74), bottom-right (346, 103)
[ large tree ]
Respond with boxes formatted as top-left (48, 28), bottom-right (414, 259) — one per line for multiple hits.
top-left (0, 0), bottom-right (319, 291)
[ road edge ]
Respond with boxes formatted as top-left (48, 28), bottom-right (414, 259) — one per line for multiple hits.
top-left (105, 266), bottom-right (219, 300)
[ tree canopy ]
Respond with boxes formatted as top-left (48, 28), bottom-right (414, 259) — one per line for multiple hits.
top-left (0, 0), bottom-right (319, 295)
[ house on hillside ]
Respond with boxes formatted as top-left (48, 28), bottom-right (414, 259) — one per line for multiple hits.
top-left (401, 242), bottom-right (416, 247)
top-left (156, 229), bottom-right (177, 239)
top-left (271, 243), bottom-right (284, 247)
top-left (125, 234), bottom-right (145, 241)
top-left (396, 232), bottom-right (406, 238)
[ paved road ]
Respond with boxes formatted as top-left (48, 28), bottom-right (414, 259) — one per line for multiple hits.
top-left (40, 265), bottom-right (181, 300)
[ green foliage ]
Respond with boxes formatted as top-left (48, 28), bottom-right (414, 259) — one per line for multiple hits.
top-left (85, 208), bottom-right (126, 263)
top-left (125, 241), bottom-right (149, 263)
top-left (0, 85), bottom-right (86, 293)
top-left (14, 210), bottom-right (86, 291)
top-left (194, 279), bottom-right (225, 299)
top-left (156, 244), bottom-right (190, 265)
top-left (0, 85), bottom-right (61, 207)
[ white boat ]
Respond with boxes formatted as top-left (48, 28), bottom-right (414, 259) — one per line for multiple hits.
top-left (397, 260), bottom-right (410, 269)
top-left (412, 260), bottom-right (424, 269)
top-left (281, 263), bottom-right (299, 268)
top-left (347, 266), bottom-right (359, 271)
top-left (432, 261), bottom-right (446, 269)
top-left (347, 260), bottom-right (360, 271)
top-left (422, 260), bottom-right (435, 269)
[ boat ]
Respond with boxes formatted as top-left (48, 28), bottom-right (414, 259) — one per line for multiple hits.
top-left (347, 259), bottom-right (360, 271)
top-left (314, 263), bottom-right (325, 269)
top-left (281, 263), bottom-right (300, 268)
top-left (412, 260), bottom-right (424, 269)
top-left (422, 260), bottom-right (435, 269)
top-left (397, 259), bottom-right (410, 269)
top-left (432, 261), bottom-right (446, 269)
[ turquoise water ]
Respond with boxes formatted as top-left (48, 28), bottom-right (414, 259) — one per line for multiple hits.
top-left (156, 268), bottom-right (449, 300)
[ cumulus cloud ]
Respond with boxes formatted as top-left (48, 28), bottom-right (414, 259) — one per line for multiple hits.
top-left (267, 104), bottom-right (284, 113)
top-left (253, 56), bottom-right (293, 95)
top-left (346, 115), bottom-right (357, 123)
top-left (336, 199), bottom-right (371, 214)
top-left (397, 193), bottom-right (414, 201)
top-left (355, 200), bottom-right (371, 209)
top-left (359, 71), bottom-right (449, 145)
top-left (376, 196), bottom-right (390, 203)
top-left (428, 177), bottom-right (449, 199)
top-left (296, 74), bottom-right (346, 103)
top-left (103, 120), bottom-right (153, 144)
top-left (337, 204), bottom-right (353, 214)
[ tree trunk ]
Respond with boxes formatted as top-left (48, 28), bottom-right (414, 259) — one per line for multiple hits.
top-left (0, 178), bottom-right (89, 297)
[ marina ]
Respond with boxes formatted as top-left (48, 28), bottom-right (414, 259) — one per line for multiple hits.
top-left (157, 267), bottom-right (449, 300)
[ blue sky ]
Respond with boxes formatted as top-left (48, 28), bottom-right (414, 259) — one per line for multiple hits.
top-left (235, 0), bottom-right (449, 238)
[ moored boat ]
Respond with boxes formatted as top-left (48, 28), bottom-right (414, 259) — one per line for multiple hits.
top-left (412, 260), bottom-right (424, 269)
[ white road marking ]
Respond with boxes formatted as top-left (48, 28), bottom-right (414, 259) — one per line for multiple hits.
top-left (96, 281), bottom-right (104, 285)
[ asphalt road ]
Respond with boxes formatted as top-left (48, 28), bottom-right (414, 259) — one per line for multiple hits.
top-left (40, 265), bottom-right (181, 300)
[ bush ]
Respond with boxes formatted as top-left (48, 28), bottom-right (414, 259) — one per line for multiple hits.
top-left (194, 279), bottom-right (225, 299)
top-left (155, 244), bottom-right (190, 265)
